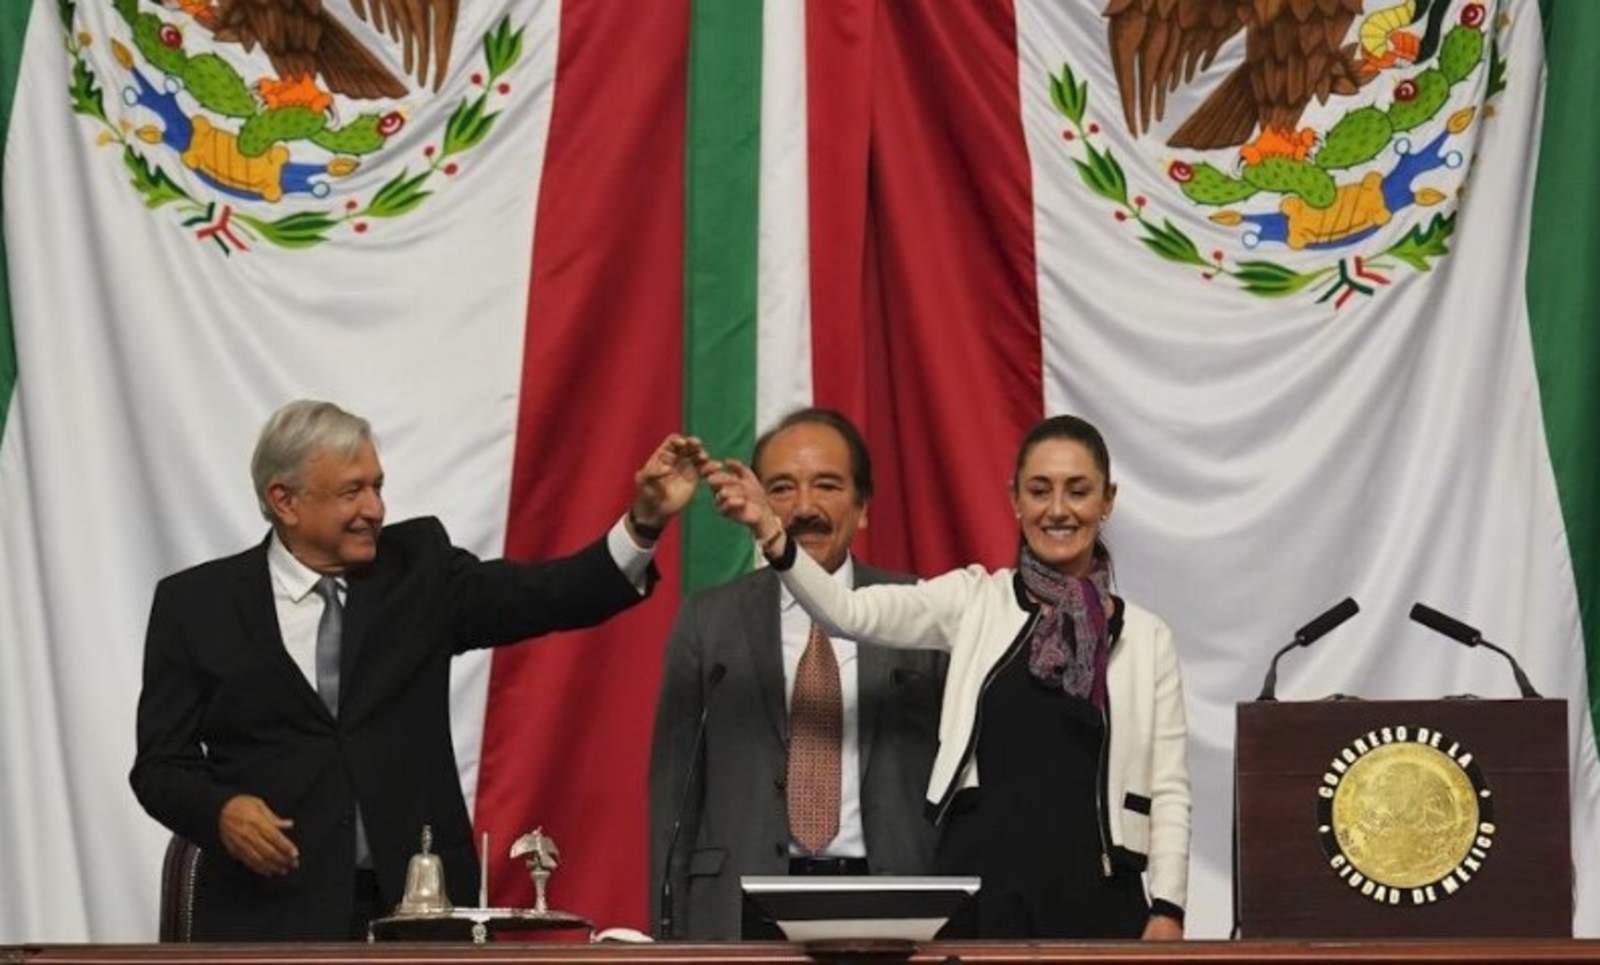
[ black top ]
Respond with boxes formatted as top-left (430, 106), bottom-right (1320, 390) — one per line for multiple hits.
top-left (934, 638), bottom-right (1148, 938)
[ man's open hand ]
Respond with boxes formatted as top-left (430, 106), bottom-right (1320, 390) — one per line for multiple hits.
top-left (630, 434), bottom-right (709, 534)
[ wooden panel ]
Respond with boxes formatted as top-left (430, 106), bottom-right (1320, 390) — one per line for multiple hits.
top-left (1235, 700), bottom-right (1571, 938)
top-left (7, 938), bottom-right (1600, 964)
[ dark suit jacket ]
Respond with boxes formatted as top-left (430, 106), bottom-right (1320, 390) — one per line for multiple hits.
top-left (130, 517), bottom-right (650, 941)
top-left (648, 562), bottom-right (946, 939)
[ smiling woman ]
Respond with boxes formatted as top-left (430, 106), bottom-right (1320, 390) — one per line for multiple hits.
top-left (1011, 416), bottom-right (1116, 576)
top-left (706, 414), bottom-right (1190, 942)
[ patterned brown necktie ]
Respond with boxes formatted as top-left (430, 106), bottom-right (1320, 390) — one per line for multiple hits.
top-left (788, 622), bottom-right (842, 853)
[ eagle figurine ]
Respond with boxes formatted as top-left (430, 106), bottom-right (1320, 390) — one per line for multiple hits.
top-left (171, 0), bottom-right (459, 102)
top-left (1103, 0), bottom-right (1373, 163)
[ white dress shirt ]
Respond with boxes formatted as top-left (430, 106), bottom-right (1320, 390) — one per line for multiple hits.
top-left (780, 555), bottom-right (865, 858)
top-left (267, 532), bottom-right (344, 690)
top-left (605, 515), bottom-right (658, 593)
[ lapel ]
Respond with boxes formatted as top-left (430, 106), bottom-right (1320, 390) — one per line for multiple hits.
top-left (235, 534), bottom-right (335, 727)
top-left (741, 569), bottom-right (789, 744)
top-left (853, 563), bottom-right (892, 781)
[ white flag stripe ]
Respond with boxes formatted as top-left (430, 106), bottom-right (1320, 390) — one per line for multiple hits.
top-left (755, 0), bottom-right (814, 433)
top-left (1019, 0), bottom-right (1598, 936)
top-left (0, 406), bottom-right (93, 941)
top-left (0, 0), bottom-right (560, 939)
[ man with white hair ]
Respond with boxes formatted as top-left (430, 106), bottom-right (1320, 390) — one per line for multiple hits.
top-left (131, 399), bottom-right (704, 941)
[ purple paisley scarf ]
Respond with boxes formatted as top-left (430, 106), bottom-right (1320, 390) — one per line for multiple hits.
top-left (1019, 543), bottom-right (1112, 708)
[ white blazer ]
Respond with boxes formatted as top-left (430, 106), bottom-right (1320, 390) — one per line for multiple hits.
top-left (774, 544), bottom-right (1191, 915)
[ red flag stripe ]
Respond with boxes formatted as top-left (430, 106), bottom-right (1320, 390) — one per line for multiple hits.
top-left (806, 0), bottom-right (875, 435)
top-left (807, 0), bottom-right (1043, 574)
top-left (475, 0), bottom-right (688, 931)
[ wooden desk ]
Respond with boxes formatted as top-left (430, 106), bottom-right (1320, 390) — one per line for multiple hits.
top-left (6, 940), bottom-right (1600, 965)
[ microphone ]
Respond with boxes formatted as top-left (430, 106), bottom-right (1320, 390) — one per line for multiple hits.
top-left (1409, 603), bottom-right (1542, 698)
top-left (1257, 597), bottom-right (1360, 701)
top-left (657, 662), bottom-right (727, 939)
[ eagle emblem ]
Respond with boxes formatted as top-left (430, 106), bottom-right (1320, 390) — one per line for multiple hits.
top-left (182, 0), bottom-right (459, 101)
top-left (1052, 0), bottom-right (1506, 306)
top-left (58, 0), bottom-right (525, 253)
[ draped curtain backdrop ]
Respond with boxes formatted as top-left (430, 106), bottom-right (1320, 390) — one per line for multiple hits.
top-left (2, 0), bottom-right (1598, 941)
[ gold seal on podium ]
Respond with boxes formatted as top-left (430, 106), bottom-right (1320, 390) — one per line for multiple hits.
top-left (1316, 726), bottom-right (1495, 906)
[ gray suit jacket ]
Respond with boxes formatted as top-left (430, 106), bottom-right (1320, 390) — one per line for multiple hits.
top-left (648, 562), bottom-right (946, 939)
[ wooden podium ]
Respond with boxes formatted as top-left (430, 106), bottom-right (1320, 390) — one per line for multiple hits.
top-left (1234, 699), bottom-right (1571, 938)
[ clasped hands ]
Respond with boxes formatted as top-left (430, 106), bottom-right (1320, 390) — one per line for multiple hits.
top-left (632, 437), bottom-right (785, 551)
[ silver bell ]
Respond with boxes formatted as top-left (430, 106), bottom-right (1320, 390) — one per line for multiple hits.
top-left (394, 825), bottom-right (453, 915)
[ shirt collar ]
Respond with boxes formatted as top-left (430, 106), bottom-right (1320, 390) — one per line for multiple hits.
top-left (268, 530), bottom-right (342, 603)
top-left (780, 553), bottom-right (854, 610)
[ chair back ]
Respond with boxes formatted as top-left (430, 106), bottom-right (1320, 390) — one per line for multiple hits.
top-left (158, 835), bottom-right (202, 942)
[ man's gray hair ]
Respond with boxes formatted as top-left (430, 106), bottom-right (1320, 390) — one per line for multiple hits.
top-left (251, 400), bottom-right (373, 521)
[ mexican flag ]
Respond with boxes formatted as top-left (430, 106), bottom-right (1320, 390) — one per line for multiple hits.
top-left (2, 0), bottom-right (1597, 941)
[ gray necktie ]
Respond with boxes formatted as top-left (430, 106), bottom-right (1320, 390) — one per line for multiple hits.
top-left (313, 577), bottom-right (342, 715)
top-left (312, 576), bottom-right (371, 866)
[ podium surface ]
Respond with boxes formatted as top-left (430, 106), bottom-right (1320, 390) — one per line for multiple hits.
top-left (1235, 699), bottom-right (1570, 938)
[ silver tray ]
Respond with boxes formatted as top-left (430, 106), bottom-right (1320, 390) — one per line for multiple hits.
top-left (368, 907), bottom-right (595, 944)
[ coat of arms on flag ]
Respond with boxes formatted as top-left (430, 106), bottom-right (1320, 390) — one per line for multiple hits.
top-left (56, 0), bottom-right (526, 253)
top-left (1052, 0), bottom-right (1507, 307)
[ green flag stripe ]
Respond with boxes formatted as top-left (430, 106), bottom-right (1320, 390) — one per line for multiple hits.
top-left (1528, 0), bottom-right (1600, 732)
top-left (0, 0), bottom-right (33, 440)
top-left (0, 0), bottom-right (28, 186)
top-left (682, 0), bottom-right (763, 594)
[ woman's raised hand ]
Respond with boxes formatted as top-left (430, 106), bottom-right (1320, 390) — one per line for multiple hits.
top-left (1141, 914), bottom-right (1183, 941)
top-left (704, 458), bottom-right (767, 526)
top-left (703, 457), bottom-right (788, 552)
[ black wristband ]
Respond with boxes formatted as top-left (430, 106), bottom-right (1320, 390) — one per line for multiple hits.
top-left (1149, 898), bottom-right (1185, 923)
top-left (628, 510), bottom-right (665, 542)
top-left (766, 530), bottom-right (799, 570)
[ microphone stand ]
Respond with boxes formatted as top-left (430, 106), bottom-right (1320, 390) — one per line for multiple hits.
top-left (1409, 603), bottom-right (1542, 699)
top-left (1256, 598), bottom-right (1360, 701)
top-left (658, 663), bottom-right (725, 939)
